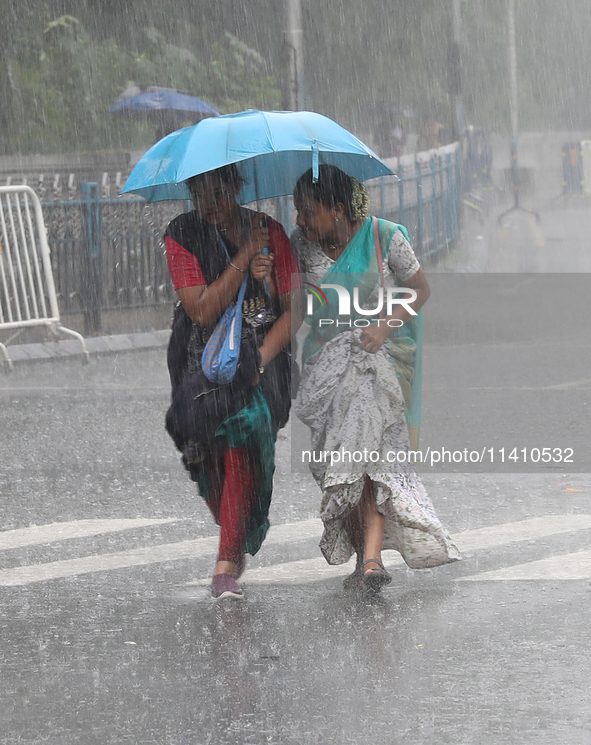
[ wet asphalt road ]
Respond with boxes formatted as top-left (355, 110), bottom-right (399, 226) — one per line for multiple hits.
top-left (2, 200), bottom-right (591, 744)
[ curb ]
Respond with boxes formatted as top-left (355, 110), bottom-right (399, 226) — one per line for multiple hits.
top-left (3, 329), bottom-right (171, 366)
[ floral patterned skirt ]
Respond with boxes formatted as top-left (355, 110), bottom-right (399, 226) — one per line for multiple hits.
top-left (296, 329), bottom-right (461, 569)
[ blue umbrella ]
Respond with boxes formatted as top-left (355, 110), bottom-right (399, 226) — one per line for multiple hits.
top-left (121, 109), bottom-right (393, 203)
top-left (110, 89), bottom-right (220, 119)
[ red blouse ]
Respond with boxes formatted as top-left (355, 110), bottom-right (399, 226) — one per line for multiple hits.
top-left (165, 217), bottom-right (300, 294)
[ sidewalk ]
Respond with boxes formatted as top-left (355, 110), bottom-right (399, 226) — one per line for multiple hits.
top-left (2, 329), bottom-right (171, 366)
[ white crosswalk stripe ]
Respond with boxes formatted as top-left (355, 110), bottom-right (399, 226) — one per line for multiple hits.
top-left (0, 518), bottom-right (176, 551)
top-left (0, 539), bottom-right (218, 587)
top-left (0, 514), bottom-right (590, 586)
top-left (457, 550), bottom-right (591, 581)
top-left (0, 518), bottom-right (320, 587)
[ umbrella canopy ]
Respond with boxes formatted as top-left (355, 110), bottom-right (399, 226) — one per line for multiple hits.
top-left (121, 109), bottom-right (393, 204)
top-left (110, 88), bottom-right (220, 119)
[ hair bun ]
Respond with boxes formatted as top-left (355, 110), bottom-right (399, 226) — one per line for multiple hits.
top-left (350, 177), bottom-right (370, 220)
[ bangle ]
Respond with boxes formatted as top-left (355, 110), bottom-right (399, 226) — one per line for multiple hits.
top-left (229, 261), bottom-right (247, 274)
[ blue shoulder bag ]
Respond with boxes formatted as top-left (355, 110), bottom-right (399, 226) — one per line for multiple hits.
top-left (201, 242), bottom-right (249, 385)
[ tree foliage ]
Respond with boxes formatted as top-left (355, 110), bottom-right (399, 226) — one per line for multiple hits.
top-left (1, 0), bottom-right (590, 155)
top-left (0, 4), bottom-right (281, 154)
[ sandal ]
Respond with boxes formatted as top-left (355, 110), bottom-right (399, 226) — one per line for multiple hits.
top-left (362, 559), bottom-right (392, 592)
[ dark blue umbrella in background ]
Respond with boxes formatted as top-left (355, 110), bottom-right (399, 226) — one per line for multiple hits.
top-left (109, 86), bottom-right (220, 138)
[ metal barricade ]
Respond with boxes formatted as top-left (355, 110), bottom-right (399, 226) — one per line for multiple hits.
top-left (42, 194), bottom-right (181, 334)
top-left (0, 185), bottom-right (89, 369)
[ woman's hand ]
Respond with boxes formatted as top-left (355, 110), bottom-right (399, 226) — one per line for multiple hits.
top-left (253, 285), bottom-right (302, 384)
top-left (177, 212), bottom-right (272, 328)
top-left (359, 322), bottom-right (391, 354)
top-left (250, 250), bottom-right (274, 282)
top-left (359, 268), bottom-right (430, 354)
top-left (241, 213), bottom-right (270, 260)
top-left (251, 345), bottom-right (269, 387)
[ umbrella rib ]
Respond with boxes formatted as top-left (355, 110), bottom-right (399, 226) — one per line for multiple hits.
top-left (260, 112), bottom-right (276, 152)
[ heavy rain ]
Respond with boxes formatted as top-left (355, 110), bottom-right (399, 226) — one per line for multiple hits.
top-left (1, 1), bottom-right (591, 743)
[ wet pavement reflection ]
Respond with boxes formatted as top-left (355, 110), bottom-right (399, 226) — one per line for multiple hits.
top-left (1, 572), bottom-right (590, 744)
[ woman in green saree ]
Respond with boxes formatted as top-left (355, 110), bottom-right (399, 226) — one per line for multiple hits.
top-left (292, 165), bottom-right (460, 592)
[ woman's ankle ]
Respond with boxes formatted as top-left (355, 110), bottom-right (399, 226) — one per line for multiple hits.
top-left (215, 560), bottom-right (239, 577)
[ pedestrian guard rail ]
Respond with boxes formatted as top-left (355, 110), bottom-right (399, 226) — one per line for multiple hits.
top-left (42, 193), bottom-right (182, 334)
top-left (0, 185), bottom-right (89, 369)
top-left (367, 142), bottom-right (462, 260)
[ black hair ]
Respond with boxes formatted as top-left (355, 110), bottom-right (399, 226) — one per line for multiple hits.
top-left (186, 163), bottom-right (245, 196)
top-left (293, 164), bottom-right (357, 221)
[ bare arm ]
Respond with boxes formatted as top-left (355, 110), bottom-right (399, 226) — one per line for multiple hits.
top-left (258, 284), bottom-right (305, 368)
top-left (360, 268), bottom-right (430, 353)
top-left (387, 267), bottom-right (430, 322)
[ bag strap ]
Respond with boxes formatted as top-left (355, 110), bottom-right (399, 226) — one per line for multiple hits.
top-left (236, 271), bottom-right (249, 307)
top-left (372, 216), bottom-right (386, 319)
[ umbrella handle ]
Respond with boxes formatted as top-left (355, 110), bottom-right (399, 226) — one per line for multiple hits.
top-left (257, 216), bottom-right (271, 295)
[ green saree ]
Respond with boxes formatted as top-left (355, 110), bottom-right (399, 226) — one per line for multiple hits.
top-left (302, 216), bottom-right (422, 447)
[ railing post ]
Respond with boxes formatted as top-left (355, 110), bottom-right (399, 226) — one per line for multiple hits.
top-left (415, 158), bottom-right (423, 257)
top-left (445, 153), bottom-right (455, 243)
top-left (438, 154), bottom-right (447, 247)
top-left (455, 147), bottom-right (463, 238)
top-left (430, 156), bottom-right (438, 255)
top-left (80, 182), bottom-right (102, 335)
top-left (439, 155), bottom-right (445, 252)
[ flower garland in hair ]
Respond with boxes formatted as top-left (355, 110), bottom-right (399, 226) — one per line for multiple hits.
top-left (350, 177), bottom-right (370, 220)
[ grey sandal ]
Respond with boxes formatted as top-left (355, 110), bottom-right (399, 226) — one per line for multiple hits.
top-left (362, 559), bottom-right (392, 592)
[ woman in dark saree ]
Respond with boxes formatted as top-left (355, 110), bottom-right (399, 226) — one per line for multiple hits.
top-left (164, 164), bottom-right (301, 600)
